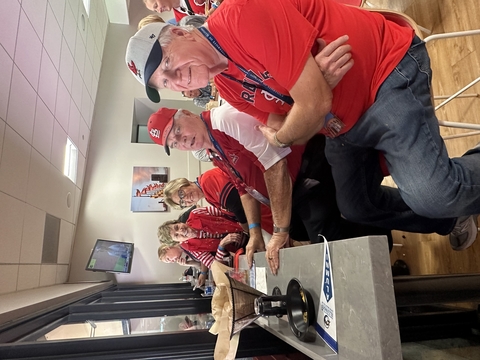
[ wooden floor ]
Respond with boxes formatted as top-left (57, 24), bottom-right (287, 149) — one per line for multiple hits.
top-left (366, 0), bottom-right (480, 275)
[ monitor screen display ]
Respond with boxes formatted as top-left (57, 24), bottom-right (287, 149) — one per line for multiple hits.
top-left (85, 239), bottom-right (134, 273)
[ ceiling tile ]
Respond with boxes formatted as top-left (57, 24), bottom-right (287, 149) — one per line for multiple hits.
top-left (50, 119), bottom-right (66, 172)
top-left (68, 99), bottom-right (80, 146)
top-left (0, 0), bottom-right (21, 58)
top-left (0, 192), bottom-right (25, 263)
top-left (21, 0), bottom-right (48, 41)
top-left (20, 203), bottom-right (46, 264)
top-left (59, 37), bottom-right (74, 92)
top-left (0, 119), bottom-right (5, 160)
top-left (62, 2), bottom-right (77, 55)
top-left (78, 115), bottom-right (89, 157)
top-left (6, 66), bottom-right (37, 142)
top-left (55, 78), bottom-right (71, 131)
top-left (38, 48), bottom-right (59, 115)
top-left (32, 97), bottom-right (54, 161)
top-left (26, 147), bottom-right (51, 211)
top-left (48, 0), bottom-right (66, 29)
top-left (57, 220), bottom-right (74, 263)
top-left (0, 47), bottom-right (13, 122)
top-left (0, 125), bottom-right (32, 201)
top-left (73, 28), bottom-right (86, 77)
top-left (14, 11), bottom-right (42, 91)
top-left (43, 5), bottom-right (62, 70)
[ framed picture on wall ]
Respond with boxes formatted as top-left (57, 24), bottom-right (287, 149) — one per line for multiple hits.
top-left (131, 166), bottom-right (169, 212)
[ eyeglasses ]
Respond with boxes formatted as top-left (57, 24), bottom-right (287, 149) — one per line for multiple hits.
top-left (178, 188), bottom-right (187, 208)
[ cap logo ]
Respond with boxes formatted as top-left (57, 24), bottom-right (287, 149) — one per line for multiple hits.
top-left (150, 128), bottom-right (161, 139)
top-left (149, 34), bottom-right (156, 39)
top-left (128, 60), bottom-right (142, 79)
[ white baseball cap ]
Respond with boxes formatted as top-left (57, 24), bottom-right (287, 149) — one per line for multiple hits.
top-left (125, 22), bottom-right (169, 103)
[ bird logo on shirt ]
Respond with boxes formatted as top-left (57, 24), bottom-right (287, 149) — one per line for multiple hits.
top-left (229, 152), bottom-right (239, 165)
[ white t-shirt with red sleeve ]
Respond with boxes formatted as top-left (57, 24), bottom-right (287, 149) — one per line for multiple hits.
top-left (202, 104), bottom-right (304, 233)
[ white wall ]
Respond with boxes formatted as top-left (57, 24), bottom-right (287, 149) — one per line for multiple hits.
top-left (69, 22), bottom-right (212, 284)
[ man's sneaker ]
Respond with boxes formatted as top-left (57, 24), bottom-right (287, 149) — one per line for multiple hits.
top-left (449, 215), bottom-right (479, 251)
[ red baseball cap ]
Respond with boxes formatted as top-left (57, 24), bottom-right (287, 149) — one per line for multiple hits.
top-left (147, 108), bottom-right (179, 156)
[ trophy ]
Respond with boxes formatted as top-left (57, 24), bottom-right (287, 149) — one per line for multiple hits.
top-left (225, 273), bottom-right (316, 342)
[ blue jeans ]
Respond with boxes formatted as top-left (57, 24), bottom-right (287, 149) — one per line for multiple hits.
top-left (325, 36), bottom-right (480, 234)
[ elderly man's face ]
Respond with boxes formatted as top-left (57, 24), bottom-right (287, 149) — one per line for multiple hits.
top-left (163, 246), bottom-right (184, 263)
top-left (149, 29), bottom-right (219, 92)
top-left (184, 89), bottom-right (202, 98)
top-left (166, 110), bottom-right (211, 152)
top-left (144, 0), bottom-right (180, 13)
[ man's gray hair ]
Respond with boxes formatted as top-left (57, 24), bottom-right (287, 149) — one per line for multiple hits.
top-left (178, 15), bottom-right (207, 28)
top-left (158, 25), bottom-right (195, 48)
top-left (173, 108), bottom-right (187, 122)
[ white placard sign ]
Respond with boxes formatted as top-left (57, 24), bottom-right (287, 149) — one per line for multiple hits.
top-left (255, 267), bottom-right (268, 294)
top-left (315, 236), bottom-right (338, 353)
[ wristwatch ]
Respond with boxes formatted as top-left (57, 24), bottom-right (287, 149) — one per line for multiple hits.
top-left (273, 132), bottom-right (292, 148)
top-left (273, 224), bottom-right (290, 233)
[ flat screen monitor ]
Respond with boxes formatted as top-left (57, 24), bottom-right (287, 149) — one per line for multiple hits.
top-left (85, 239), bottom-right (134, 273)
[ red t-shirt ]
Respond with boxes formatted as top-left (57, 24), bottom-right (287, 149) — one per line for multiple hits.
top-left (207, 0), bottom-right (414, 135)
top-left (198, 167), bottom-right (274, 233)
top-left (198, 167), bottom-right (236, 217)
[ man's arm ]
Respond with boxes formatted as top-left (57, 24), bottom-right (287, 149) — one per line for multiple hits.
top-left (262, 35), bottom-right (354, 145)
top-left (260, 55), bottom-right (332, 146)
top-left (197, 263), bottom-right (209, 287)
top-left (240, 193), bottom-right (266, 268)
top-left (265, 35), bottom-right (353, 135)
top-left (185, 259), bottom-right (201, 268)
top-left (263, 158), bottom-right (292, 275)
top-left (190, 250), bottom-right (215, 269)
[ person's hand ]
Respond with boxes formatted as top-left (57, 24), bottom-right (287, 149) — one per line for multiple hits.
top-left (246, 233), bottom-right (266, 268)
top-left (206, 6), bottom-right (217, 16)
top-left (266, 232), bottom-right (289, 275)
top-left (219, 233), bottom-right (242, 247)
top-left (197, 273), bottom-right (206, 287)
top-left (256, 124), bottom-right (278, 147)
top-left (177, 257), bottom-right (187, 266)
top-left (210, 84), bottom-right (218, 98)
top-left (205, 100), bottom-right (219, 110)
top-left (315, 35), bottom-right (354, 89)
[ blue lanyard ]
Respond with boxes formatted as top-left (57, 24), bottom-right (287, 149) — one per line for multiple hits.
top-left (200, 114), bottom-right (271, 206)
top-left (198, 26), bottom-right (294, 106)
top-left (200, 114), bottom-right (244, 181)
top-left (198, 26), bottom-right (339, 132)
